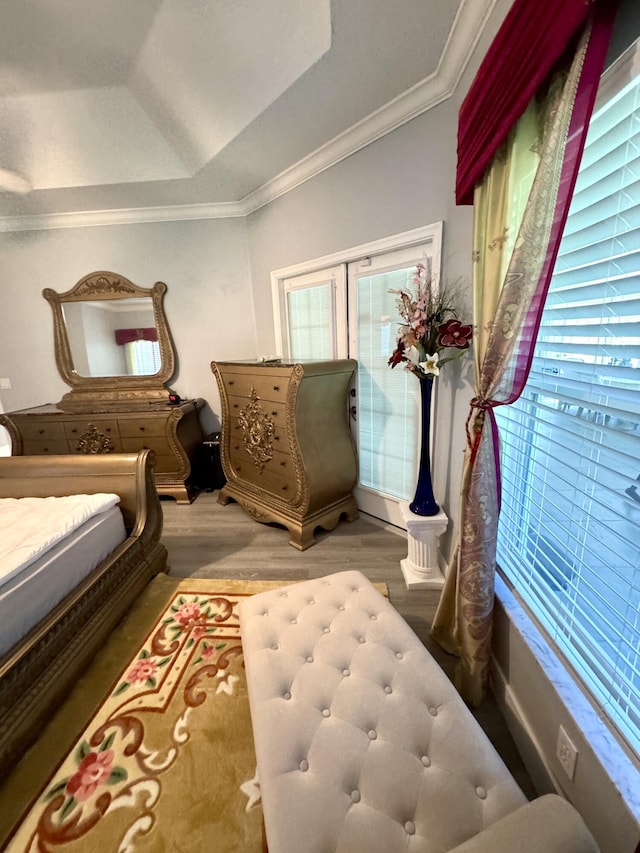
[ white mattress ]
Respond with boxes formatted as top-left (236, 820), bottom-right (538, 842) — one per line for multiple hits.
top-left (0, 506), bottom-right (127, 658)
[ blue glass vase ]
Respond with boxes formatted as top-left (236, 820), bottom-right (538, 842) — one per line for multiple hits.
top-left (409, 375), bottom-right (440, 516)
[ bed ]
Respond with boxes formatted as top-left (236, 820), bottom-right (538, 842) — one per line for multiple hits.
top-left (0, 450), bottom-right (168, 774)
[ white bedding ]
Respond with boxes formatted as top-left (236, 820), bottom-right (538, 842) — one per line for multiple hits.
top-left (0, 493), bottom-right (121, 588)
top-left (0, 504), bottom-right (127, 658)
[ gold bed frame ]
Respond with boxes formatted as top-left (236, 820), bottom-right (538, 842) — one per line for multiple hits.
top-left (0, 450), bottom-right (168, 774)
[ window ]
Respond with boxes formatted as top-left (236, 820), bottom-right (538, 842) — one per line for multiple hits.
top-left (496, 40), bottom-right (640, 756)
top-left (124, 339), bottom-right (161, 375)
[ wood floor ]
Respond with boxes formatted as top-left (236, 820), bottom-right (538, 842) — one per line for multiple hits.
top-left (160, 490), bottom-right (536, 798)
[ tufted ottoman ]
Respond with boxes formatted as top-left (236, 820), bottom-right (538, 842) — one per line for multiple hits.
top-left (239, 570), bottom-right (600, 853)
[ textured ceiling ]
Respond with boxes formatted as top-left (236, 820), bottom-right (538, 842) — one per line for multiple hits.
top-left (0, 0), bottom-right (499, 227)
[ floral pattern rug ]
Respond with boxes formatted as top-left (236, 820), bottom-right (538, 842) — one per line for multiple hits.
top-left (3, 578), bottom-right (276, 852)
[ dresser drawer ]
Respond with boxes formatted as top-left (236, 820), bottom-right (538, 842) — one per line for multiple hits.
top-left (64, 420), bottom-right (120, 443)
top-left (17, 420), bottom-right (67, 442)
top-left (23, 438), bottom-right (70, 455)
top-left (222, 372), bottom-right (291, 404)
top-left (118, 418), bottom-right (167, 438)
top-left (228, 395), bottom-right (288, 432)
top-left (120, 436), bottom-right (174, 456)
top-left (229, 448), bottom-right (298, 502)
top-left (228, 417), bottom-right (292, 457)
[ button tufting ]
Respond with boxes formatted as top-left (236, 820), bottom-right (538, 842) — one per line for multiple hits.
top-left (299, 760), bottom-right (309, 772)
top-left (261, 610), bottom-right (269, 616)
top-left (476, 786), bottom-right (487, 800)
top-left (342, 669), bottom-right (350, 677)
top-left (290, 619), bottom-right (297, 625)
top-left (351, 790), bottom-right (361, 803)
top-left (323, 627), bottom-right (330, 634)
top-left (359, 637), bottom-right (366, 644)
top-left (396, 652), bottom-right (403, 660)
top-left (384, 686), bottom-right (392, 694)
top-left (339, 606), bottom-right (345, 611)
top-left (306, 656), bottom-right (314, 663)
top-left (405, 821), bottom-right (415, 835)
top-left (421, 755), bottom-right (431, 767)
top-left (308, 599), bottom-right (315, 605)
top-left (283, 692), bottom-right (292, 700)
top-left (322, 708), bottom-right (331, 717)
top-left (271, 644), bottom-right (279, 651)
top-left (370, 615), bottom-right (377, 621)
top-left (428, 706), bottom-right (438, 717)
top-left (368, 729), bottom-right (377, 740)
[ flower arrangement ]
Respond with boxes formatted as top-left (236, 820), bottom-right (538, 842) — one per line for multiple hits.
top-left (388, 263), bottom-right (473, 378)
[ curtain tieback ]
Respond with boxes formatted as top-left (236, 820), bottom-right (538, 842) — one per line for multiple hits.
top-left (465, 397), bottom-right (494, 451)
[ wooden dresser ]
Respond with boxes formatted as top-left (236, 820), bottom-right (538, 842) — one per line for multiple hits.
top-left (0, 399), bottom-right (205, 503)
top-left (212, 360), bottom-right (358, 549)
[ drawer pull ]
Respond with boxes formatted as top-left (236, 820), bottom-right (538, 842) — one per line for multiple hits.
top-left (228, 380), bottom-right (235, 385)
top-left (272, 411), bottom-right (277, 416)
top-left (139, 427), bottom-right (145, 432)
top-left (233, 403), bottom-right (238, 409)
top-left (274, 436), bottom-right (280, 442)
top-left (38, 429), bottom-right (45, 435)
top-left (273, 385), bottom-right (279, 391)
top-left (282, 485), bottom-right (288, 491)
top-left (280, 461), bottom-right (286, 467)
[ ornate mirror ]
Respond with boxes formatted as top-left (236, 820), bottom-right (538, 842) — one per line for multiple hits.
top-left (43, 271), bottom-right (176, 412)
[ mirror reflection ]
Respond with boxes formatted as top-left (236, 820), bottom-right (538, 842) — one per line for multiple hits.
top-left (63, 298), bottom-right (161, 378)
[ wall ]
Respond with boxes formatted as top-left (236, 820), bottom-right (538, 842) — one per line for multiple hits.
top-left (0, 217), bottom-right (253, 433)
top-left (492, 577), bottom-right (639, 853)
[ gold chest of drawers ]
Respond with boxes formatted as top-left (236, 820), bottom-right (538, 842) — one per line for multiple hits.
top-left (212, 360), bottom-right (358, 549)
top-left (0, 399), bottom-right (205, 503)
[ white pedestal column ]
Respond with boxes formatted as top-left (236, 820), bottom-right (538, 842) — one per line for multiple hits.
top-left (399, 500), bottom-right (448, 590)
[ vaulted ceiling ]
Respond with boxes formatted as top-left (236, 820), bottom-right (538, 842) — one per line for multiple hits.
top-left (0, 0), bottom-right (498, 228)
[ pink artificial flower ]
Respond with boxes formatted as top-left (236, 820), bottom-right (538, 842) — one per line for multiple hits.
top-left (437, 319), bottom-right (473, 349)
top-left (66, 750), bottom-right (114, 802)
top-left (175, 602), bottom-right (202, 626)
top-left (126, 657), bottom-right (158, 684)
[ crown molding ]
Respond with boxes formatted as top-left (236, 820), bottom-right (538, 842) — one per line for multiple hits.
top-left (0, 0), bottom-right (497, 233)
top-left (0, 200), bottom-right (245, 233)
top-left (242, 0), bottom-right (497, 215)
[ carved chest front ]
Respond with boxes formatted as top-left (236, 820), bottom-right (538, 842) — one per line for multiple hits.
top-left (212, 360), bottom-right (358, 549)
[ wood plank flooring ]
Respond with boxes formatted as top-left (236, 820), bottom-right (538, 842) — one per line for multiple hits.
top-left (160, 491), bottom-right (536, 798)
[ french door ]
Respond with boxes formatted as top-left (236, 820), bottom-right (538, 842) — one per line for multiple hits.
top-left (272, 225), bottom-right (442, 527)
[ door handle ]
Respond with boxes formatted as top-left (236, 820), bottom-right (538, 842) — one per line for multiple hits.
top-left (350, 405), bottom-right (357, 421)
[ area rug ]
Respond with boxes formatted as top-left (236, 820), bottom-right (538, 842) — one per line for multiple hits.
top-left (0, 575), bottom-right (299, 853)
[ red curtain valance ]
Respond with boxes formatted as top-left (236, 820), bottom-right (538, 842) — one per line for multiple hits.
top-left (456, 0), bottom-right (617, 205)
top-left (114, 327), bottom-right (158, 345)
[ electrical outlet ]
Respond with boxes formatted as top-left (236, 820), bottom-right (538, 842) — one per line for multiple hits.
top-left (556, 725), bottom-right (578, 781)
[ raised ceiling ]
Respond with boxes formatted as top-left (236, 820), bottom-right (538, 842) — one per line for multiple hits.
top-left (0, 0), bottom-right (499, 229)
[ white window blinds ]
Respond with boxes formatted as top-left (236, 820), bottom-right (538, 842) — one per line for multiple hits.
top-left (353, 264), bottom-right (421, 501)
top-left (496, 40), bottom-right (640, 757)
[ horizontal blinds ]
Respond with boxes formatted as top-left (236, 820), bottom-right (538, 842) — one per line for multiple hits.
top-left (355, 264), bottom-right (421, 501)
top-left (496, 40), bottom-right (640, 757)
top-left (285, 280), bottom-right (334, 361)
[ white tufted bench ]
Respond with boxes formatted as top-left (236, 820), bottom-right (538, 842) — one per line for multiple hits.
top-left (239, 570), bottom-right (600, 853)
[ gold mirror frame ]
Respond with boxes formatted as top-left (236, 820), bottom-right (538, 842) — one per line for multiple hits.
top-left (43, 271), bottom-right (176, 412)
